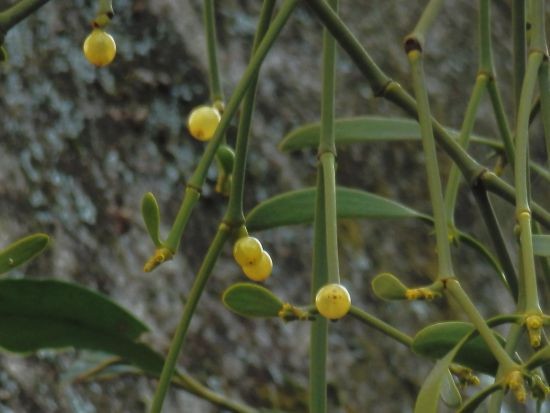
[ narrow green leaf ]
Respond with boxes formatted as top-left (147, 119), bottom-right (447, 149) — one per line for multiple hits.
top-left (0, 278), bottom-right (147, 346)
top-left (371, 272), bottom-right (408, 300)
top-left (414, 344), bottom-right (463, 413)
top-left (246, 187), bottom-right (424, 231)
top-left (0, 233), bottom-right (50, 275)
top-left (412, 321), bottom-right (506, 375)
top-left (141, 192), bottom-right (162, 247)
top-left (279, 116), bottom-right (498, 151)
top-left (0, 278), bottom-right (164, 374)
top-left (223, 283), bottom-right (283, 318)
top-left (533, 234), bottom-right (550, 256)
top-left (441, 369), bottom-right (462, 408)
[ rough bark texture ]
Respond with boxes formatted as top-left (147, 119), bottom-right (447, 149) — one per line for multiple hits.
top-left (0, 1), bottom-right (545, 412)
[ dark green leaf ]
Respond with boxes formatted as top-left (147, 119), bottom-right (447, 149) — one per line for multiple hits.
top-left (223, 283), bottom-right (283, 318)
top-left (412, 321), bottom-right (505, 375)
top-left (0, 233), bottom-right (50, 275)
top-left (141, 192), bottom-right (162, 247)
top-left (533, 235), bottom-right (550, 256)
top-left (279, 116), bottom-right (499, 152)
top-left (371, 273), bottom-right (408, 300)
top-left (0, 278), bottom-right (147, 347)
top-left (0, 278), bottom-right (164, 374)
top-left (246, 187), bottom-right (425, 231)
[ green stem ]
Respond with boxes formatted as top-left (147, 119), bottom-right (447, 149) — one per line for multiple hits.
top-left (309, 172), bottom-right (328, 413)
top-left (310, 3), bottom-right (337, 409)
top-left (0, 0), bottom-right (50, 33)
top-left (321, 154), bottom-right (339, 284)
top-left (224, 0), bottom-right (277, 225)
top-left (408, 49), bottom-right (454, 279)
top-left (404, 0), bottom-right (445, 51)
top-left (203, 0), bottom-right (223, 103)
top-left (515, 45), bottom-right (543, 312)
top-left (163, 0), bottom-right (298, 252)
top-left (478, 0), bottom-right (493, 72)
top-left (538, 60), bottom-right (550, 169)
top-left (487, 79), bottom-right (515, 167)
top-left (173, 371), bottom-right (256, 413)
top-left (303, 0), bottom-right (550, 228)
top-left (349, 306), bottom-right (413, 348)
top-left (512, 0), bottom-right (526, 115)
top-left (150, 225), bottom-right (231, 413)
top-left (471, 178), bottom-right (519, 301)
top-left (444, 73), bottom-right (488, 228)
top-left (445, 279), bottom-right (518, 372)
top-left (165, 187), bottom-right (200, 252)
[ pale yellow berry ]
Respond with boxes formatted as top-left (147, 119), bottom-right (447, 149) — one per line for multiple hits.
top-left (315, 283), bottom-right (351, 320)
top-left (242, 250), bottom-right (273, 282)
top-left (187, 106), bottom-right (221, 141)
top-left (83, 29), bottom-right (116, 67)
top-left (233, 236), bottom-right (263, 267)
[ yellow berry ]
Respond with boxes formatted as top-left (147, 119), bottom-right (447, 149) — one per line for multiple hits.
top-left (315, 283), bottom-right (351, 320)
top-left (233, 236), bottom-right (263, 267)
top-left (187, 106), bottom-right (221, 141)
top-left (83, 28), bottom-right (116, 67)
top-left (242, 250), bottom-right (273, 282)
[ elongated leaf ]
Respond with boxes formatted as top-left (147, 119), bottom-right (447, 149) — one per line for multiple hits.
top-left (415, 343), bottom-right (463, 413)
top-left (0, 233), bottom-right (49, 274)
top-left (533, 235), bottom-right (550, 256)
top-left (246, 187), bottom-right (425, 231)
top-left (441, 369), bottom-right (462, 408)
top-left (141, 192), bottom-right (162, 247)
top-left (412, 321), bottom-right (505, 375)
top-left (0, 278), bottom-right (147, 347)
top-left (279, 116), bottom-right (498, 152)
top-left (223, 283), bottom-right (283, 318)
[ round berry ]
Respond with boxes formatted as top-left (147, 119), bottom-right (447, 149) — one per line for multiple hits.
top-left (187, 106), bottom-right (221, 141)
top-left (233, 236), bottom-right (263, 267)
top-left (242, 250), bottom-right (273, 282)
top-left (315, 283), bottom-right (351, 320)
top-left (83, 29), bottom-right (116, 67)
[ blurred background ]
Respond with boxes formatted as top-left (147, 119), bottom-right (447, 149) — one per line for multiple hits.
top-left (0, 0), bottom-right (547, 412)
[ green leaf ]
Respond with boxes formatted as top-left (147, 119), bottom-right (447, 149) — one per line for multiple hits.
top-left (0, 278), bottom-right (144, 343)
top-left (223, 283), bottom-right (283, 318)
top-left (0, 233), bottom-right (50, 275)
top-left (371, 273), bottom-right (408, 300)
top-left (279, 116), bottom-right (499, 152)
top-left (414, 343), bottom-right (463, 413)
top-left (412, 321), bottom-right (505, 375)
top-left (441, 369), bottom-right (462, 408)
top-left (279, 117), bottom-right (421, 151)
top-left (533, 235), bottom-right (550, 256)
top-left (246, 187), bottom-right (425, 231)
top-left (141, 192), bottom-right (162, 247)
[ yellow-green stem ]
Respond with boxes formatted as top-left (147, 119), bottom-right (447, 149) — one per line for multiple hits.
top-left (203, 0), bottom-right (223, 103)
top-left (149, 225), bottom-right (231, 413)
top-left (445, 279), bottom-right (518, 372)
top-left (444, 73), bottom-right (488, 228)
top-left (408, 49), bottom-right (454, 279)
top-left (0, 0), bottom-right (50, 33)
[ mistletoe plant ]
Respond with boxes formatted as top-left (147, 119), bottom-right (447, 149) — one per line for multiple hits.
top-left (0, 0), bottom-right (549, 412)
